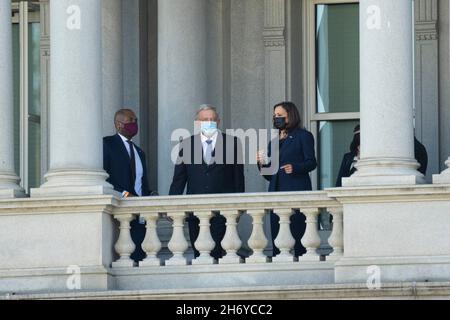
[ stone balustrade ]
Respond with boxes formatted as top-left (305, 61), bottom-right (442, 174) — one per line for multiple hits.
top-left (111, 192), bottom-right (343, 268)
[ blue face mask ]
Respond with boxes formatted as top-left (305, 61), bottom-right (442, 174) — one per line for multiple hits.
top-left (201, 121), bottom-right (218, 138)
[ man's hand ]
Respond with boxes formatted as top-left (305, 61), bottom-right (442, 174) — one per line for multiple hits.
top-left (122, 191), bottom-right (136, 198)
top-left (281, 164), bottom-right (294, 174)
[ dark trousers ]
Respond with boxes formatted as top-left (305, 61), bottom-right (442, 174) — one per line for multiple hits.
top-left (270, 210), bottom-right (306, 257)
top-left (130, 217), bottom-right (146, 262)
top-left (187, 214), bottom-right (227, 259)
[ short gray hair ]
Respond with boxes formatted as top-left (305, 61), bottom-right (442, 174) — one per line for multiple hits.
top-left (195, 104), bottom-right (220, 121)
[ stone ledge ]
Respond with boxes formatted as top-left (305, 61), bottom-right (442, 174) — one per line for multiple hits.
top-left (3, 282), bottom-right (450, 300)
top-left (326, 184), bottom-right (450, 203)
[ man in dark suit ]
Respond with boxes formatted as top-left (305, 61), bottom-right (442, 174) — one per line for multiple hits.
top-left (336, 125), bottom-right (360, 187)
top-left (103, 109), bottom-right (153, 263)
top-left (169, 105), bottom-right (245, 259)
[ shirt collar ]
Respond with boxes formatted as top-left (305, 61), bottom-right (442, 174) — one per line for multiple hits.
top-left (118, 133), bottom-right (132, 143)
top-left (201, 131), bottom-right (219, 143)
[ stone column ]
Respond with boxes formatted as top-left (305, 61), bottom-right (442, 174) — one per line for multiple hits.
top-left (102, 0), bottom-right (123, 136)
top-left (32, 0), bottom-right (114, 197)
top-left (158, 0), bottom-right (207, 195)
top-left (0, 0), bottom-right (25, 198)
top-left (343, 0), bottom-right (424, 187)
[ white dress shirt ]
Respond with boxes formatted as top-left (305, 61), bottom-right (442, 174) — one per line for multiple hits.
top-left (201, 131), bottom-right (219, 161)
top-left (118, 133), bottom-right (144, 196)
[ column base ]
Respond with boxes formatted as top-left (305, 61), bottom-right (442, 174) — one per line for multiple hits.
top-left (272, 253), bottom-right (296, 263)
top-left (0, 188), bottom-right (26, 199)
top-left (165, 255), bottom-right (188, 266)
top-left (219, 255), bottom-right (244, 265)
top-left (342, 157), bottom-right (425, 187)
top-left (246, 254), bottom-right (269, 264)
top-left (30, 169), bottom-right (117, 198)
top-left (191, 256), bottom-right (215, 265)
top-left (112, 259), bottom-right (136, 268)
top-left (0, 173), bottom-right (26, 198)
top-left (299, 253), bottom-right (321, 263)
top-left (139, 258), bottom-right (161, 267)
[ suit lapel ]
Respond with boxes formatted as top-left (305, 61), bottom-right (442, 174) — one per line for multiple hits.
top-left (114, 134), bottom-right (132, 168)
top-left (279, 132), bottom-right (295, 162)
top-left (192, 135), bottom-right (206, 168)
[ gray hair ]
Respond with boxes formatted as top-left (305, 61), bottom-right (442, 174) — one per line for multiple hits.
top-left (195, 104), bottom-right (220, 120)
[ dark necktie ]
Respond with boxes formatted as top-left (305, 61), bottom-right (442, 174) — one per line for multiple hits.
top-left (204, 140), bottom-right (213, 165)
top-left (127, 140), bottom-right (136, 194)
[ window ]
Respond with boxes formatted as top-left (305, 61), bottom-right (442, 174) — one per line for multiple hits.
top-left (12, 1), bottom-right (42, 193)
top-left (305, 0), bottom-right (360, 190)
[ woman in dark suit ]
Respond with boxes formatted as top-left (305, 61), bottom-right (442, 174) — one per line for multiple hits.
top-left (335, 125), bottom-right (360, 187)
top-left (257, 102), bottom-right (317, 257)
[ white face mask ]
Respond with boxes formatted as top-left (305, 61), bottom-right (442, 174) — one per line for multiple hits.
top-left (201, 121), bottom-right (218, 138)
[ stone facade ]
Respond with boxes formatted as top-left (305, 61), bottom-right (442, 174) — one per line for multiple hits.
top-left (1, 0), bottom-right (450, 299)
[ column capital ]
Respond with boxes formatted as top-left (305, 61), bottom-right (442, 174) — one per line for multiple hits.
top-left (263, 0), bottom-right (285, 47)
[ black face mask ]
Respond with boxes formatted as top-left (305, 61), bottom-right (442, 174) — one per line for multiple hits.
top-left (273, 117), bottom-right (287, 130)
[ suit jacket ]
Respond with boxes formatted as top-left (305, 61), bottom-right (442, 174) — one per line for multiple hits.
top-left (414, 137), bottom-right (428, 176)
top-left (335, 152), bottom-right (358, 187)
top-left (169, 133), bottom-right (245, 195)
top-left (260, 128), bottom-right (317, 192)
top-left (103, 134), bottom-right (151, 196)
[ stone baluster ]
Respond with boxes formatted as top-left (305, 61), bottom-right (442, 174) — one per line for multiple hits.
top-left (300, 208), bottom-right (321, 262)
top-left (139, 213), bottom-right (162, 267)
top-left (166, 212), bottom-right (188, 266)
top-left (220, 210), bottom-right (243, 264)
top-left (272, 208), bottom-right (296, 263)
top-left (192, 211), bottom-right (215, 265)
top-left (327, 207), bottom-right (344, 261)
top-left (247, 209), bottom-right (268, 263)
top-left (112, 214), bottom-right (136, 268)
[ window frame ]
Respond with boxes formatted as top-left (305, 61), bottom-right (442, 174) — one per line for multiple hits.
top-left (12, 1), bottom-right (42, 193)
top-left (303, 0), bottom-right (360, 190)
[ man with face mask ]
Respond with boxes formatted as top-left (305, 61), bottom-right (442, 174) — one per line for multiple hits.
top-left (103, 108), bottom-right (153, 263)
top-left (169, 105), bottom-right (245, 260)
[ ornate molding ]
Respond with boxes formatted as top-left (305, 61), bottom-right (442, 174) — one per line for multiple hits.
top-left (415, 0), bottom-right (438, 41)
top-left (264, 0), bottom-right (285, 48)
top-left (263, 27), bottom-right (285, 47)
